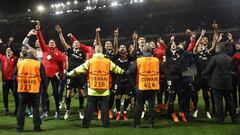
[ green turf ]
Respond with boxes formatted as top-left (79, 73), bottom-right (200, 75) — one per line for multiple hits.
top-left (0, 76), bottom-right (239, 135)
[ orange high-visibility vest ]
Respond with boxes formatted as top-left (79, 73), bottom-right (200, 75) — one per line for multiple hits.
top-left (137, 57), bottom-right (160, 90)
top-left (17, 59), bottom-right (41, 93)
top-left (88, 57), bottom-right (111, 90)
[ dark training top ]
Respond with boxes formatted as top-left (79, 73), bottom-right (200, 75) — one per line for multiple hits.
top-left (114, 56), bottom-right (133, 88)
top-left (194, 50), bottom-right (211, 76)
top-left (66, 48), bottom-right (86, 71)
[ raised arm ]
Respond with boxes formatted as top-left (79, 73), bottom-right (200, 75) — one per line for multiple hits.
top-left (55, 25), bottom-right (70, 50)
top-left (23, 29), bottom-right (36, 50)
top-left (225, 32), bottom-right (236, 56)
top-left (113, 28), bottom-right (119, 55)
top-left (7, 37), bottom-right (14, 47)
top-left (22, 29), bottom-right (37, 56)
top-left (212, 20), bottom-right (219, 36)
top-left (10, 43), bottom-right (21, 58)
top-left (208, 33), bottom-right (221, 55)
top-left (67, 33), bottom-right (77, 42)
top-left (130, 31), bottom-right (138, 57)
top-left (193, 29), bottom-right (206, 54)
top-left (187, 32), bottom-right (196, 52)
top-left (169, 36), bottom-right (175, 45)
top-left (227, 32), bottom-right (234, 44)
top-left (95, 27), bottom-right (101, 46)
top-left (207, 21), bottom-right (220, 55)
top-left (0, 37), bottom-right (13, 49)
top-left (22, 37), bottom-right (30, 47)
top-left (79, 43), bottom-right (94, 59)
top-left (36, 22), bottom-right (49, 52)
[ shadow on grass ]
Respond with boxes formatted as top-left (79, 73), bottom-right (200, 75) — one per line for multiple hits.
top-left (0, 124), bottom-right (16, 130)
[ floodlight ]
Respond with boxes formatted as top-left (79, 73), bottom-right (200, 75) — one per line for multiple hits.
top-left (37, 5), bottom-right (45, 12)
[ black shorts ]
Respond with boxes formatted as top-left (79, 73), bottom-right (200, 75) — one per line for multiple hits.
top-left (115, 86), bottom-right (131, 96)
top-left (66, 75), bottom-right (86, 90)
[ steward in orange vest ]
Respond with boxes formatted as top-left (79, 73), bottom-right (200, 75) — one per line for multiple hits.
top-left (137, 57), bottom-right (160, 91)
top-left (127, 44), bottom-right (160, 128)
top-left (16, 52), bottom-right (46, 132)
top-left (88, 57), bottom-right (112, 90)
top-left (68, 45), bottom-right (124, 128)
top-left (17, 59), bottom-right (41, 93)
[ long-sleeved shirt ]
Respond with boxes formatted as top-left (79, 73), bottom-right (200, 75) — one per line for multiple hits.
top-left (187, 37), bottom-right (196, 52)
top-left (165, 49), bottom-right (183, 80)
top-left (194, 50), bottom-right (211, 77)
top-left (22, 37), bottom-right (43, 61)
top-left (0, 54), bottom-right (18, 80)
top-left (69, 53), bottom-right (124, 96)
top-left (9, 43), bottom-right (22, 58)
top-left (68, 34), bottom-right (94, 59)
top-left (37, 31), bottom-right (64, 78)
top-left (0, 40), bottom-right (13, 54)
top-left (232, 51), bottom-right (240, 78)
top-left (153, 43), bottom-right (167, 61)
top-left (202, 52), bottom-right (232, 90)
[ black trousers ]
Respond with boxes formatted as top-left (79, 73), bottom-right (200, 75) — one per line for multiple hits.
top-left (182, 77), bottom-right (194, 120)
top-left (83, 96), bottom-right (110, 128)
top-left (41, 76), bottom-right (60, 112)
top-left (96, 90), bottom-right (114, 111)
top-left (194, 78), bottom-right (211, 112)
top-left (59, 78), bottom-right (66, 102)
top-left (40, 84), bottom-right (46, 112)
top-left (232, 77), bottom-right (240, 108)
top-left (167, 79), bottom-right (184, 115)
top-left (2, 79), bottom-right (19, 112)
top-left (108, 90), bottom-right (115, 110)
top-left (17, 93), bottom-right (41, 130)
top-left (135, 90), bottom-right (156, 126)
top-left (157, 78), bottom-right (168, 104)
top-left (212, 89), bottom-right (239, 123)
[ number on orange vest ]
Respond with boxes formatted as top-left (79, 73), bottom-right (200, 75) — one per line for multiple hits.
top-left (89, 58), bottom-right (110, 90)
top-left (137, 57), bottom-right (160, 90)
